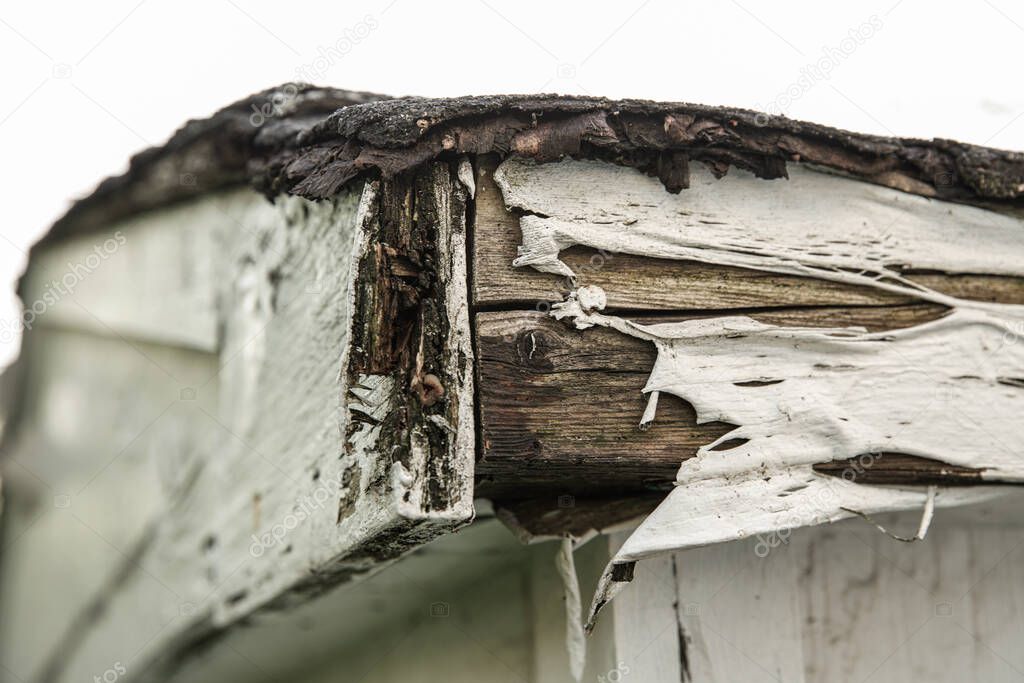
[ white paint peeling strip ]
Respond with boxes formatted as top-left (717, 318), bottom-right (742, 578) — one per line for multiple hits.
top-left (555, 537), bottom-right (586, 682)
top-left (564, 285), bottom-right (1022, 625)
top-left (457, 157), bottom-right (476, 199)
top-left (493, 158), bottom-right (1024, 628)
top-left (496, 158), bottom-right (1024, 285)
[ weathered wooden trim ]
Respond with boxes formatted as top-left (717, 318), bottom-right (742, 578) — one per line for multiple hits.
top-left (343, 163), bottom-right (475, 524)
top-left (481, 156), bottom-right (1024, 627)
top-left (607, 532), bottom-right (684, 683)
top-left (475, 305), bottom-right (1004, 500)
top-left (18, 190), bottom-right (258, 352)
top-left (12, 165), bottom-right (475, 683)
top-left (473, 157), bottom-right (1024, 311)
top-left (11, 84), bottom-right (1024, 683)
top-left (35, 89), bottom-right (1024, 264)
top-left (497, 158), bottom-right (1024, 285)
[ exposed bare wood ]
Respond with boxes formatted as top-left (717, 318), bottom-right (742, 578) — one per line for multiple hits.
top-left (490, 158), bottom-right (1024, 628)
top-left (495, 495), bottom-right (666, 544)
top-left (472, 157), bottom-right (1024, 312)
top-left (474, 306), bottom-right (1002, 499)
top-left (9, 83), bottom-right (1024, 683)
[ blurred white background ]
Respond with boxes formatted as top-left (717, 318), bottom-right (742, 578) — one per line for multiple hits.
top-left (1, 0), bottom-right (1022, 367)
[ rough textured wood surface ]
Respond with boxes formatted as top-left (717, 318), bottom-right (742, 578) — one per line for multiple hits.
top-left (475, 306), bottom-right (999, 499)
top-left (474, 157), bottom-right (1024, 312)
top-left (35, 89), bottom-right (1024, 258)
top-left (1, 165), bottom-right (475, 683)
top-left (12, 84), bottom-right (1024, 683)
top-left (477, 157), bottom-right (1024, 556)
top-left (489, 157), bottom-right (1024, 627)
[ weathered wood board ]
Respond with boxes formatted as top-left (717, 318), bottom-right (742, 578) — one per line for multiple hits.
top-left (472, 156), bottom-right (1024, 312)
top-left (7, 85), bottom-right (1024, 683)
top-left (0, 164), bottom-right (476, 683)
top-left (18, 192), bottom-right (247, 352)
top-left (476, 305), bottom-right (1005, 498)
top-left (471, 155), bottom-right (1024, 631)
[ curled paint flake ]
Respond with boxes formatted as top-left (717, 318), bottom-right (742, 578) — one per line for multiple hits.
top-left (497, 158), bottom-right (1024, 627)
top-left (562, 285), bottom-right (1024, 625)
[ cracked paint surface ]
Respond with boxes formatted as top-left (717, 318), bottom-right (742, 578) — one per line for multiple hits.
top-left (555, 285), bottom-right (1020, 625)
top-left (494, 157), bottom-right (1024, 626)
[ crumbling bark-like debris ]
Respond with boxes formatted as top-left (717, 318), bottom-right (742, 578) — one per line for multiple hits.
top-left (257, 94), bottom-right (1024, 207)
top-left (35, 87), bottom-right (1024, 261)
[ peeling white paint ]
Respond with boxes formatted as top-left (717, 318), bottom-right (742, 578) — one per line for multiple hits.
top-left (496, 158), bottom-right (1024, 288)
top-left (555, 285), bottom-right (1021, 601)
top-left (555, 538), bottom-right (586, 682)
top-left (494, 158), bottom-right (1024, 628)
top-left (457, 157), bottom-right (476, 199)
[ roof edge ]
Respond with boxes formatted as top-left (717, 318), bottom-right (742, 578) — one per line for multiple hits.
top-left (37, 87), bottom-right (1024, 251)
top-left (38, 83), bottom-right (388, 248)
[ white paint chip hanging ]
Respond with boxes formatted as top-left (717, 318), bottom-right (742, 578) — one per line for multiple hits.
top-left (495, 157), bottom-right (1024, 628)
top-left (556, 537), bottom-right (586, 682)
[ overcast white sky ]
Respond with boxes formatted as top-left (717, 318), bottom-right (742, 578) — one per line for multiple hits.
top-left (1, 0), bottom-right (1022, 366)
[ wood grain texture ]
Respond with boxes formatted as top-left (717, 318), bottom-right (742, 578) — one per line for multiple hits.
top-left (475, 310), bottom-right (725, 497)
top-left (472, 157), bottom-right (1024, 311)
top-left (475, 305), bottom-right (992, 499)
top-left (496, 495), bottom-right (667, 543)
top-left (474, 155), bottom-right (1024, 552)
